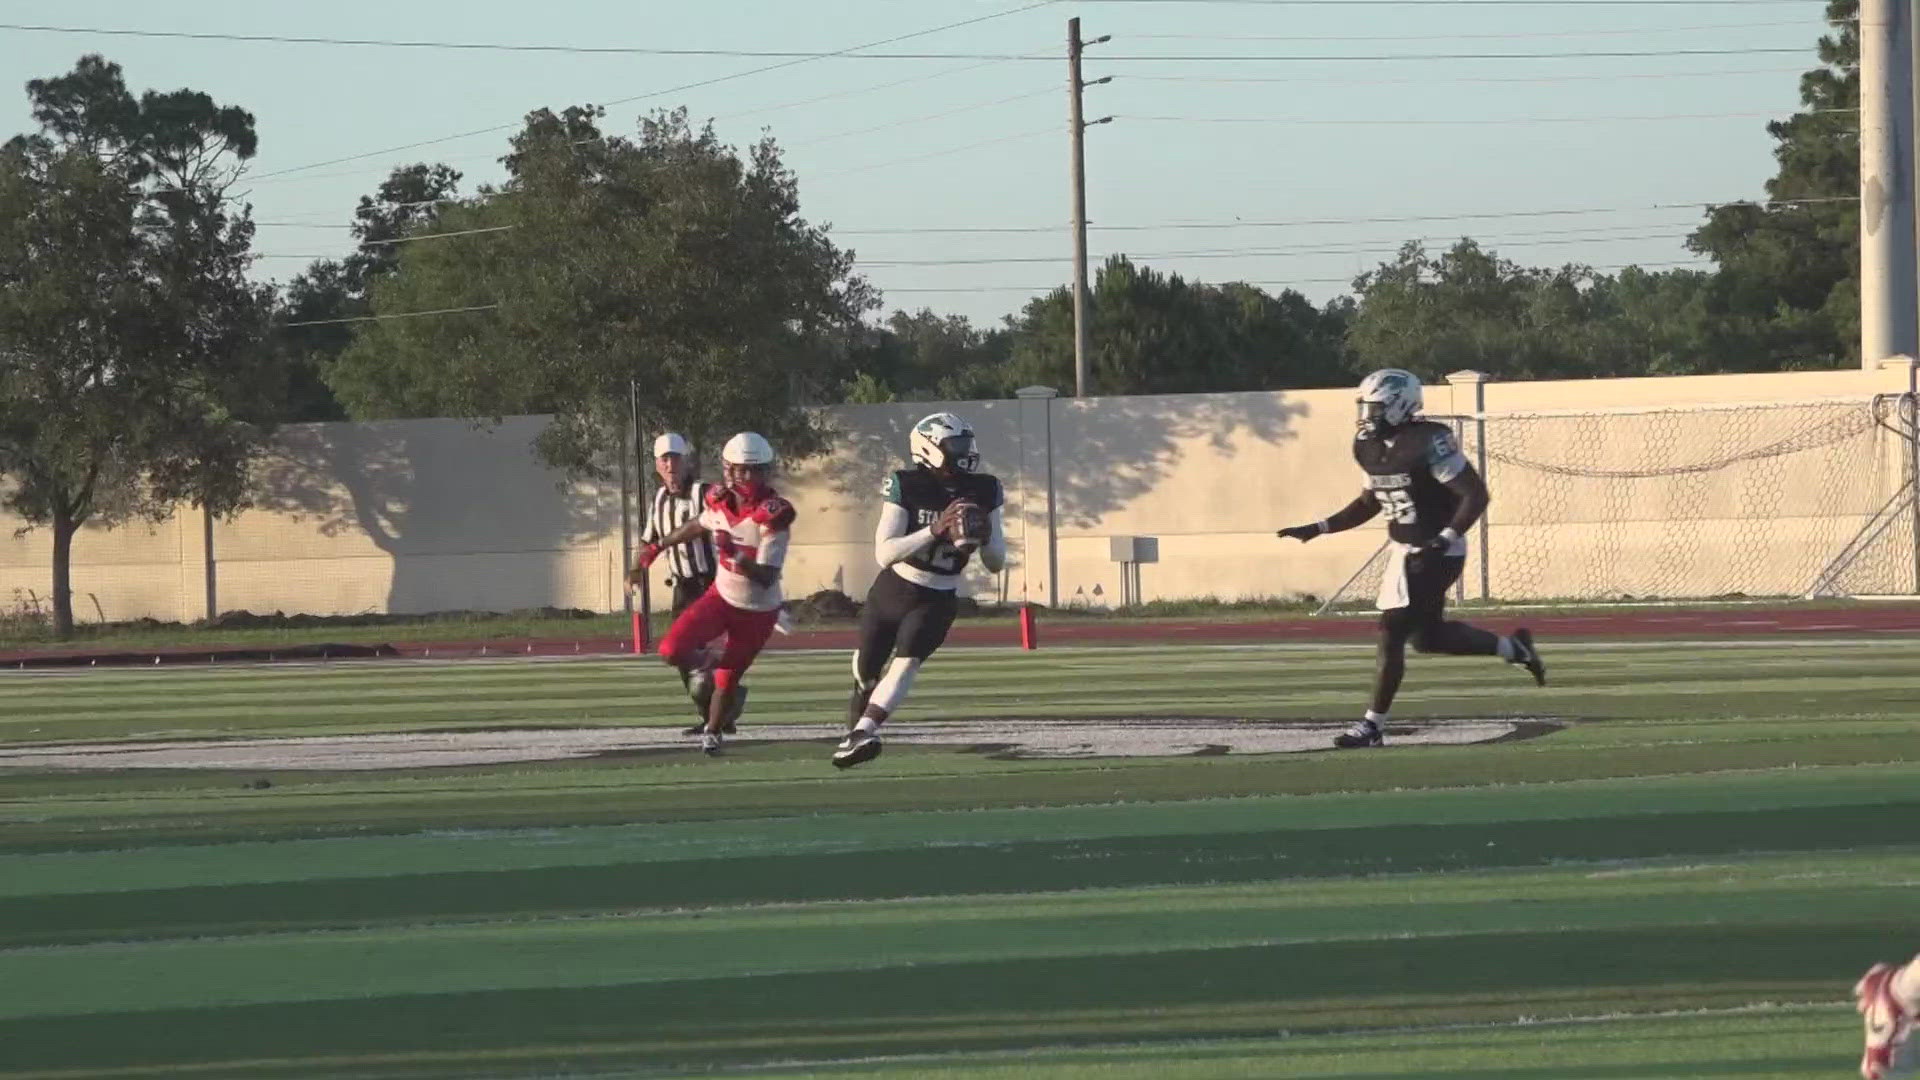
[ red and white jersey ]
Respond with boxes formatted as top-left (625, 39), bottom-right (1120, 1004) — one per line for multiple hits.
top-left (699, 485), bottom-right (796, 612)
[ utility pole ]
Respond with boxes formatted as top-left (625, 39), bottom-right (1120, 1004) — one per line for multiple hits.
top-left (1861, 0), bottom-right (1917, 366)
top-left (1068, 17), bottom-right (1111, 398)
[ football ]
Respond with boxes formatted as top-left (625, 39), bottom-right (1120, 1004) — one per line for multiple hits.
top-left (946, 500), bottom-right (988, 551)
top-left (959, 502), bottom-right (990, 541)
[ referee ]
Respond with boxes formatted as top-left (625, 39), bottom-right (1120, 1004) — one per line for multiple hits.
top-left (642, 433), bottom-right (716, 615)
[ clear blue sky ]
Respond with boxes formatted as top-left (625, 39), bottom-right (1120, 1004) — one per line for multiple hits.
top-left (2, 1), bottom-right (1837, 324)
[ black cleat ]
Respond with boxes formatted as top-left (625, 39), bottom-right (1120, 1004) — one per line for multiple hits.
top-left (833, 730), bottom-right (883, 769)
top-left (1512, 627), bottom-right (1546, 686)
top-left (1332, 719), bottom-right (1383, 749)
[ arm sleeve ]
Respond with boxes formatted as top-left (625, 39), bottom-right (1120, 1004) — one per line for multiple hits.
top-left (874, 501), bottom-right (939, 568)
top-left (979, 507), bottom-right (1007, 573)
top-left (1426, 428), bottom-right (1469, 484)
top-left (756, 527), bottom-right (791, 569)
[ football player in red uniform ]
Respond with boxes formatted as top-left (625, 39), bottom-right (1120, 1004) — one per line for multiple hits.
top-left (631, 432), bottom-right (794, 756)
top-left (1856, 954), bottom-right (1919, 1080)
top-left (1277, 369), bottom-right (1545, 749)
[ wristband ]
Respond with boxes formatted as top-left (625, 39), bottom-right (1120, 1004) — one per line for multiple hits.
top-left (1315, 519), bottom-right (1330, 535)
top-left (1437, 527), bottom-right (1462, 545)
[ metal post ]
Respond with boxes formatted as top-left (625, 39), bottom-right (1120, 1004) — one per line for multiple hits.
top-left (202, 501), bottom-right (216, 621)
top-left (1017, 385), bottom-right (1061, 609)
top-left (1045, 395), bottom-right (1059, 608)
top-left (630, 380), bottom-right (652, 647)
top-left (1908, 365), bottom-right (1920, 593)
top-left (617, 419), bottom-right (634, 618)
top-left (1445, 370), bottom-right (1493, 601)
top-left (1862, 0), bottom-right (1918, 366)
top-left (1473, 396), bottom-right (1490, 602)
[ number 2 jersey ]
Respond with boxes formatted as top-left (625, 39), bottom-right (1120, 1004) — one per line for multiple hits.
top-left (698, 485), bottom-right (796, 612)
top-left (1352, 420), bottom-right (1470, 550)
top-left (880, 468), bottom-right (1005, 591)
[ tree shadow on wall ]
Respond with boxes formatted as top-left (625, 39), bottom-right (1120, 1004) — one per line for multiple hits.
top-left (822, 392), bottom-right (1310, 525)
top-left (813, 392), bottom-right (1311, 604)
top-left (1044, 390), bottom-right (1310, 530)
top-left (249, 417), bottom-right (617, 616)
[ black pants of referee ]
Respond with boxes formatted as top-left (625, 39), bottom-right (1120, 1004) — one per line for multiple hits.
top-left (1373, 552), bottom-right (1499, 713)
top-left (854, 568), bottom-right (958, 688)
top-left (669, 572), bottom-right (715, 618)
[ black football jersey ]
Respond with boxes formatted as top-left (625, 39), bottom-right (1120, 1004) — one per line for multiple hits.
top-left (1352, 420), bottom-right (1470, 545)
top-left (884, 468), bottom-right (1004, 578)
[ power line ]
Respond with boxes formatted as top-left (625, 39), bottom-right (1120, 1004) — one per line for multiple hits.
top-left (282, 304), bottom-right (499, 327)
top-left (0, 21), bottom-right (1048, 58)
top-left (877, 258), bottom-right (1717, 294)
top-left (1127, 20), bottom-right (1830, 41)
top-left (830, 195), bottom-right (1856, 236)
top-left (252, 216), bottom-right (1711, 265)
top-left (0, 24), bottom-right (1812, 63)
top-left (358, 224), bottom-right (517, 246)
top-left (1124, 66), bottom-right (1825, 84)
top-left (243, 1), bottom-right (1055, 183)
top-left (1126, 108), bottom-right (1849, 125)
top-left (813, 128), bottom-right (1056, 179)
top-left (1072, 1), bottom-right (1820, 6)
top-left (1092, 47), bottom-right (1812, 60)
top-left (712, 60), bottom-right (1025, 121)
top-left (857, 229), bottom-right (1696, 266)
top-left (784, 87), bottom-right (1056, 149)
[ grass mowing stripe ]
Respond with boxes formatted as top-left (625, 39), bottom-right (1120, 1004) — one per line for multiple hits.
top-left (5, 801), bottom-right (1916, 946)
top-left (6, 733), bottom-right (1919, 853)
top-left (725, 1006), bottom-right (1852, 1079)
top-left (0, 924), bottom-right (1884, 1076)
top-left (7, 763), bottom-right (1920, 895)
top-left (2, 885), bottom-right (1907, 1020)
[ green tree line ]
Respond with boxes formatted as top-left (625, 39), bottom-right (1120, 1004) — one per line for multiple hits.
top-left (0, 0), bottom-right (1860, 634)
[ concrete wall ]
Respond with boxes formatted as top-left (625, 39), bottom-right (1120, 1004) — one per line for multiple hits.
top-left (4, 362), bottom-right (1915, 625)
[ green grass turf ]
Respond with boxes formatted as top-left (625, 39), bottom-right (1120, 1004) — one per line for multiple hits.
top-left (0, 639), bottom-right (1912, 1078)
top-left (0, 595), bottom-right (1897, 654)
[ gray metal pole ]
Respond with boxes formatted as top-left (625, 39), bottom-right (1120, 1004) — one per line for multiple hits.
top-left (630, 380), bottom-right (652, 633)
top-left (1474, 384), bottom-right (1490, 601)
top-left (1862, 0), bottom-right (1919, 366)
top-left (617, 418), bottom-right (634, 617)
top-left (1068, 17), bottom-right (1090, 398)
top-left (1045, 395), bottom-right (1059, 608)
top-left (202, 501), bottom-right (216, 621)
top-left (1908, 367), bottom-right (1920, 593)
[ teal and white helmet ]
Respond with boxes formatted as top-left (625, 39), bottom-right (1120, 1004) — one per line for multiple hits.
top-left (910, 412), bottom-right (979, 474)
top-left (1357, 369), bottom-right (1422, 437)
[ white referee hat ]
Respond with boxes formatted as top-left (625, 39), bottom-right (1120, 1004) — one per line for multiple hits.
top-left (653, 433), bottom-right (691, 457)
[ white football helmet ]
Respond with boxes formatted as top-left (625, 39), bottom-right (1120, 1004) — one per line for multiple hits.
top-left (721, 431), bottom-right (775, 467)
top-left (1357, 369), bottom-right (1423, 437)
top-left (910, 412), bottom-right (979, 474)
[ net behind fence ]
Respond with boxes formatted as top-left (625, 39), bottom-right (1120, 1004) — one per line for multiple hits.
top-left (1323, 396), bottom-right (1917, 608)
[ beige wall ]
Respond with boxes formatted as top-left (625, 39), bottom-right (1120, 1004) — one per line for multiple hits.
top-left (5, 363), bottom-right (1916, 625)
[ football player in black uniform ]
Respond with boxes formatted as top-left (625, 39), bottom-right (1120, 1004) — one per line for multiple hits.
top-left (833, 412), bottom-right (1005, 769)
top-left (1277, 369), bottom-right (1545, 748)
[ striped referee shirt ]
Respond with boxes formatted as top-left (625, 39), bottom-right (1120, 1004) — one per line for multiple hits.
top-left (644, 481), bottom-right (716, 581)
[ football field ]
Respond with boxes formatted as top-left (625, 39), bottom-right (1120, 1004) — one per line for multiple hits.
top-left (0, 634), bottom-right (1914, 1079)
